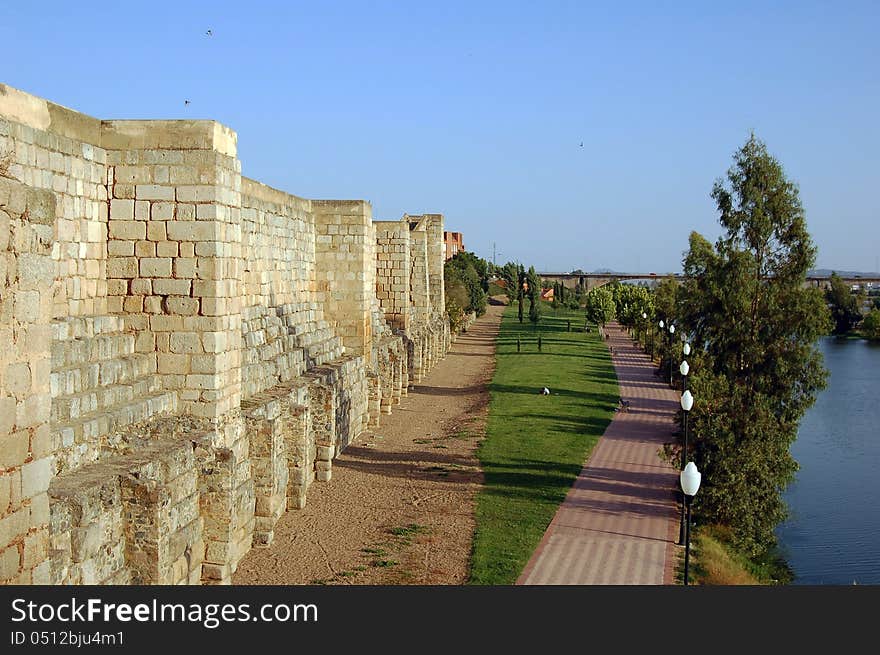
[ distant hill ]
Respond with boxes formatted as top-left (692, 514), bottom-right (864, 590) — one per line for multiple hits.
top-left (809, 269), bottom-right (880, 278)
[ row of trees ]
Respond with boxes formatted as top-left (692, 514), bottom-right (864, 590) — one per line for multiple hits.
top-left (677, 135), bottom-right (830, 557)
top-left (496, 262), bottom-right (543, 325)
top-left (581, 136), bottom-right (835, 562)
top-left (825, 272), bottom-right (880, 340)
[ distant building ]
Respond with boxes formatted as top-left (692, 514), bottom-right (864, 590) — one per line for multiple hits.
top-left (444, 231), bottom-right (464, 260)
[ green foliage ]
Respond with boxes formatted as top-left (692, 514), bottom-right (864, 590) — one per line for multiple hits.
top-left (825, 272), bottom-right (863, 335)
top-left (861, 309), bottom-right (880, 340)
top-left (678, 134), bottom-right (831, 557)
top-left (445, 251), bottom-right (488, 318)
top-left (498, 262), bottom-right (523, 305)
top-left (469, 307), bottom-right (617, 584)
top-left (608, 282), bottom-right (654, 327)
top-left (584, 286), bottom-right (615, 326)
top-left (526, 266), bottom-right (541, 326)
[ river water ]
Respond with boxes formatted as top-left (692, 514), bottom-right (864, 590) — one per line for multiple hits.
top-left (776, 337), bottom-right (880, 584)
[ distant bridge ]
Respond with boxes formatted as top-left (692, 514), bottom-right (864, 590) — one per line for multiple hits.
top-left (538, 272), bottom-right (880, 292)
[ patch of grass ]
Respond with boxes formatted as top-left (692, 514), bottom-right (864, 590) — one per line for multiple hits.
top-left (370, 559), bottom-right (398, 568)
top-left (469, 306), bottom-right (617, 584)
top-left (361, 546), bottom-right (387, 557)
top-left (687, 524), bottom-right (792, 585)
top-left (389, 524), bottom-right (428, 538)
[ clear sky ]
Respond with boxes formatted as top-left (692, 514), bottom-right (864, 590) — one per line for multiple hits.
top-left (4, 1), bottom-right (878, 273)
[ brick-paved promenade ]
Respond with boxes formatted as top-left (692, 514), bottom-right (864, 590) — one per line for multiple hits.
top-left (517, 322), bottom-right (680, 585)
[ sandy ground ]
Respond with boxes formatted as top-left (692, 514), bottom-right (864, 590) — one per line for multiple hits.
top-left (233, 303), bottom-right (505, 585)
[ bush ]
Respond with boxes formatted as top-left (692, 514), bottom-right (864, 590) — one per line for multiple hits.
top-left (862, 309), bottom-right (880, 340)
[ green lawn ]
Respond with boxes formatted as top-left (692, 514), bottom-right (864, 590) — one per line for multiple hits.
top-left (468, 305), bottom-right (618, 584)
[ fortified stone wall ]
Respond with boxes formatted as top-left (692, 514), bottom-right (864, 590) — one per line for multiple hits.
top-left (0, 83), bottom-right (451, 585)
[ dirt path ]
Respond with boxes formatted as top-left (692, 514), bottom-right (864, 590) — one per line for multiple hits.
top-left (234, 304), bottom-right (505, 585)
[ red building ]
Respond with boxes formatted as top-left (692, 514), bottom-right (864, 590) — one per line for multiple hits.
top-left (443, 231), bottom-right (464, 260)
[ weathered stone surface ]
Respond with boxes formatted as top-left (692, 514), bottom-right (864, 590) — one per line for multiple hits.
top-left (1, 84), bottom-right (452, 587)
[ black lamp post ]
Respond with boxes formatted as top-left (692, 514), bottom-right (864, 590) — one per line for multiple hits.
top-left (641, 312), bottom-right (647, 351)
top-left (680, 462), bottom-right (702, 585)
top-left (677, 386), bottom-right (693, 545)
top-left (668, 323), bottom-right (676, 385)
top-left (681, 343), bottom-right (691, 393)
top-left (656, 319), bottom-right (663, 361)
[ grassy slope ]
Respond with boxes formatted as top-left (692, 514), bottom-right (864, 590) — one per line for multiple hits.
top-left (688, 524), bottom-right (792, 585)
top-left (469, 305), bottom-right (617, 584)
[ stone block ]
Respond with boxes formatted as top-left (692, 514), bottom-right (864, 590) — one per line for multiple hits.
top-left (144, 296), bottom-right (163, 314)
top-left (0, 396), bottom-right (16, 435)
top-left (140, 257), bottom-right (172, 278)
top-left (170, 333), bottom-right (202, 354)
top-left (0, 546), bottom-right (21, 582)
top-left (175, 186), bottom-right (218, 203)
top-left (173, 258), bottom-right (196, 278)
top-left (109, 199), bottom-right (134, 220)
top-left (165, 296), bottom-right (200, 316)
top-left (167, 221), bottom-right (218, 242)
top-left (130, 278), bottom-right (152, 295)
top-left (158, 353), bottom-right (189, 375)
top-left (109, 220), bottom-right (146, 240)
top-left (135, 240), bottom-right (156, 257)
top-left (108, 241), bottom-right (134, 257)
top-left (0, 506), bottom-right (29, 548)
top-left (135, 200), bottom-right (150, 220)
top-left (107, 257), bottom-right (138, 278)
top-left (22, 530), bottom-right (48, 569)
top-left (4, 362), bottom-right (31, 398)
top-left (153, 278), bottom-right (191, 296)
top-left (136, 185), bottom-right (174, 201)
top-left (156, 241), bottom-right (179, 257)
top-left (13, 291), bottom-right (40, 323)
top-left (151, 203), bottom-right (175, 221)
top-left (21, 458), bottom-right (52, 499)
top-left (123, 296), bottom-right (144, 313)
top-left (16, 254), bottom-right (54, 291)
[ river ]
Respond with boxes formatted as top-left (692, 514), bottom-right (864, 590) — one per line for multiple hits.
top-left (776, 337), bottom-right (880, 584)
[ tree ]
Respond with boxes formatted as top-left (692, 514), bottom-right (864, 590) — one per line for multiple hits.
top-left (445, 251), bottom-right (488, 318)
top-left (825, 272), bottom-right (862, 335)
top-left (526, 266), bottom-right (541, 326)
top-left (679, 134), bottom-right (831, 557)
top-left (584, 287), bottom-right (615, 327)
top-left (861, 309), bottom-right (880, 340)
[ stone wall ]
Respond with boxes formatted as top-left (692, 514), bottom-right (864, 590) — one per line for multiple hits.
top-left (0, 176), bottom-right (55, 584)
top-left (0, 83), bottom-right (451, 585)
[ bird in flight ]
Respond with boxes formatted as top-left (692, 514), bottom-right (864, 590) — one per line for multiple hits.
top-left (184, 100), bottom-right (191, 106)
top-left (579, 142), bottom-right (584, 147)
top-left (206, 29), bottom-right (213, 36)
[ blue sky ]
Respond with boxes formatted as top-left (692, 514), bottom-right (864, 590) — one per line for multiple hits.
top-left (4, 1), bottom-right (878, 273)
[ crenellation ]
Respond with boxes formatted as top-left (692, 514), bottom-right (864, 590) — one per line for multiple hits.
top-left (1, 83), bottom-right (452, 586)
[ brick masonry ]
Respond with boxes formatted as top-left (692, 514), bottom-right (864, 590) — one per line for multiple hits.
top-left (0, 83), bottom-right (454, 585)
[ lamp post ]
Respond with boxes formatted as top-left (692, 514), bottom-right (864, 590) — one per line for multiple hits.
top-left (677, 387), bottom-right (693, 545)
top-left (668, 324), bottom-right (676, 385)
top-left (656, 319), bottom-right (663, 361)
top-left (641, 312), bottom-right (647, 351)
top-left (682, 343), bottom-right (691, 393)
top-left (680, 462), bottom-right (702, 586)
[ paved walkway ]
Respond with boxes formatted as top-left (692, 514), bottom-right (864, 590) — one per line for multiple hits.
top-left (517, 322), bottom-right (680, 585)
